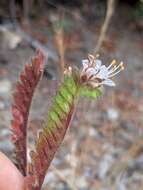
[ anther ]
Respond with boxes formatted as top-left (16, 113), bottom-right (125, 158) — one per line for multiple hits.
top-left (111, 59), bottom-right (116, 65)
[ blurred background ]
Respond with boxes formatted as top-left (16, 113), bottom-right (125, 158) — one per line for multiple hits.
top-left (0, 0), bottom-right (143, 189)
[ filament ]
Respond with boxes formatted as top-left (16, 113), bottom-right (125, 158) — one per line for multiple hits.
top-left (107, 59), bottom-right (116, 69)
top-left (109, 66), bottom-right (124, 78)
top-left (108, 62), bottom-right (124, 75)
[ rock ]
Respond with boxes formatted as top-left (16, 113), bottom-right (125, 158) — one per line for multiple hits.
top-left (0, 101), bottom-right (5, 109)
top-left (0, 80), bottom-right (11, 95)
top-left (52, 158), bottom-right (63, 166)
top-left (117, 182), bottom-right (126, 190)
top-left (107, 107), bottom-right (119, 121)
top-left (43, 172), bottom-right (55, 186)
top-left (88, 127), bottom-right (98, 137)
top-left (76, 176), bottom-right (88, 189)
top-left (0, 110), bottom-right (12, 127)
top-left (116, 176), bottom-right (127, 190)
top-left (65, 153), bottom-right (78, 168)
top-left (57, 182), bottom-right (69, 190)
top-left (0, 140), bottom-right (14, 154)
top-left (98, 154), bottom-right (114, 179)
top-left (0, 128), bottom-right (11, 137)
top-left (0, 26), bottom-right (22, 50)
top-left (84, 166), bottom-right (92, 178)
top-left (135, 154), bottom-right (143, 169)
top-left (0, 128), bottom-right (14, 154)
top-left (43, 65), bottom-right (57, 80)
top-left (58, 169), bottom-right (71, 177)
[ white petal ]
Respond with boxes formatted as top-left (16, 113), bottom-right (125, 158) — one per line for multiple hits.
top-left (86, 68), bottom-right (96, 78)
top-left (97, 65), bottom-right (109, 79)
top-left (102, 79), bottom-right (116, 86)
top-left (82, 59), bottom-right (89, 68)
top-left (95, 59), bottom-right (102, 69)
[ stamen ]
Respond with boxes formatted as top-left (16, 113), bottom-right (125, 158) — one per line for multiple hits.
top-left (95, 54), bottom-right (100, 58)
top-left (107, 59), bottom-right (117, 69)
top-left (109, 66), bottom-right (124, 77)
top-left (111, 65), bottom-right (117, 72)
top-left (120, 62), bottom-right (124, 70)
top-left (108, 62), bottom-right (124, 74)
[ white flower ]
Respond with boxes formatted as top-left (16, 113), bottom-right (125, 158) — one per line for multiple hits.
top-left (80, 54), bottom-right (124, 88)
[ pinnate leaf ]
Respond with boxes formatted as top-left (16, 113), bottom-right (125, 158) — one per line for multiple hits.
top-left (28, 73), bottom-right (80, 189)
top-left (11, 50), bottom-right (45, 176)
top-left (80, 86), bottom-right (102, 99)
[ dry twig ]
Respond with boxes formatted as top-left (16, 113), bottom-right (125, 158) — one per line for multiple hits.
top-left (94, 0), bottom-right (115, 54)
top-left (51, 12), bottom-right (65, 80)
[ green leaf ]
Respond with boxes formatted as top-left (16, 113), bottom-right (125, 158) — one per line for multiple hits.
top-left (49, 111), bottom-right (59, 124)
top-left (79, 86), bottom-right (102, 99)
top-left (64, 75), bottom-right (77, 95)
top-left (59, 85), bottom-right (73, 103)
top-left (55, 94), bottom-right (70, 113)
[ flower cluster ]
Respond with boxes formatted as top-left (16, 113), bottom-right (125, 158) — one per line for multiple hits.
top-left (80, 54), bottom-right (124, 88)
